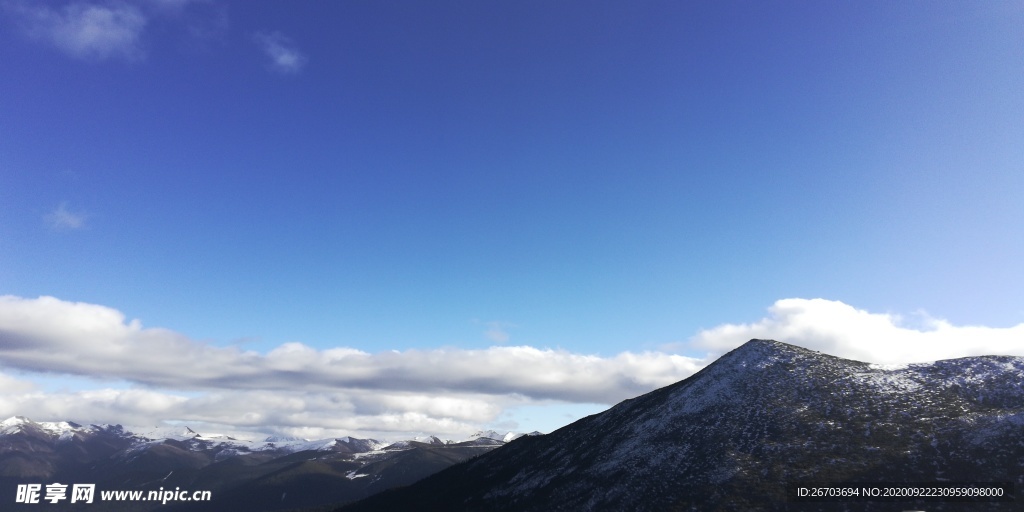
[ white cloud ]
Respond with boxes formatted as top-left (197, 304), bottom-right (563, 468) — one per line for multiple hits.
top-left (0, 296), bottom-right (702, 403)
top-left (9, 2), bottom-right (148, 61)
top-left (689, 298), bottom-right (1024, 364)
top-left (254, 31), bottom-right (307, 74)
top-left (5, 0), bottom-right (222, 61)
top-left (44, 202), bottom-right (87, 230)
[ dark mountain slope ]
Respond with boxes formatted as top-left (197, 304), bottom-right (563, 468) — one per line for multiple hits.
top-left (340, 339), bottom-right (1024, 512)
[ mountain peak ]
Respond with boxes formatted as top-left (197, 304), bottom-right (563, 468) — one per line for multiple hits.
top-left (1, 415), bottom-right (33, 433)
top-left (340, 345), bottom-right (1024, 511)
top-left (265, 435), bottom-right (306, 443)
top-left (2, 416), bottom-right (90, 437)
top-left (2, 415), bottom-right (31, 426)
top-left (702, 338), bottom-right (829, 374)
top-left (730, 338), bottom-right (804, 357)
top-left (469, 430), bottom-right (504, 441)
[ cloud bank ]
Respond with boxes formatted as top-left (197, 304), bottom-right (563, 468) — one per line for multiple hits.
top-left (0, 296), bottom-right (699, 403)
top-left (1, 295), bottom-right (1022, 439)
top-left (0, 295), bottom-right (699, 438)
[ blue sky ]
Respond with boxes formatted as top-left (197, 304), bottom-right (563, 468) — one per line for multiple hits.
top-left (1, 1), bottom-right (1023, 440)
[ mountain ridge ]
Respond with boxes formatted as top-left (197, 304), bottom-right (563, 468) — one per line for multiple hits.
top-left (0, 415), bottom-right (539, 511)
top-left (339, 339), bottom-right (1024, 511)
top-left (0, 415), bottom-right (533, 452)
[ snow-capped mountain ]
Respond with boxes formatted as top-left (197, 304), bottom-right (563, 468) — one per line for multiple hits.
top-left (340, 339), bottom-right (1024, 512)
top-left (464, 429), bottom-right (542, 444)
top-left (1, 416), bottom-right (90, 437)
top-left (470, 429), bottom-right (505, 441)
top-left (2, 418), bottom-right (389, 455)
top-left (0, 416), bottom-right (534, 457)
top-left (0, 416), bottom-right (533, 511)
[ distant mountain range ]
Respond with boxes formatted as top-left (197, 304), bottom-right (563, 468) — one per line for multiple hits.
top-left (339, 339), bottom-right (1024, 512)
top-left (0, 415), bottom-right (537, 511)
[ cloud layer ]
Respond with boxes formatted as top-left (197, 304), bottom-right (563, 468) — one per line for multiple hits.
top-left (0, 296), bottom-right (700, 402)
top-left (1, 295), bottom-right (1022, 439)
top-left (0, 296), bottom-right (699, 438)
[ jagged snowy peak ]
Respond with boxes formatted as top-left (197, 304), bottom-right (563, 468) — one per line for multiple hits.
top-left (470, 429), bottom-right (505, 441)
top-left (383, 431), bottom-right (537, 450)
top-left (0, 415), bottom-right (33, 434)
top-left (37, 420), bottom-right (81, 433)
top-left (383, 436), bottom-right (447, 450)
top-left (125, 423), bottom-right (206, 441)
top-left (444, 430), bottom-right (533, 447)
top-left (317, 436), bottom-right (387, 454)
top-left (2, 416), bottom-right (75, 434)
top-left (264, 435), bottom-right (306, 443)
top-left (0, 415), bottom-right (120, 441)
top-left (340, 339), bottom-right (1024, 512)
top-left (467, 429), bottom-right (541, 444)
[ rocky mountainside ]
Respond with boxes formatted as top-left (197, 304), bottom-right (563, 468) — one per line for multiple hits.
top-left (340, 339), bottom-right (1024, 512)
top-left (0, 416), bottom-right (532, 511)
